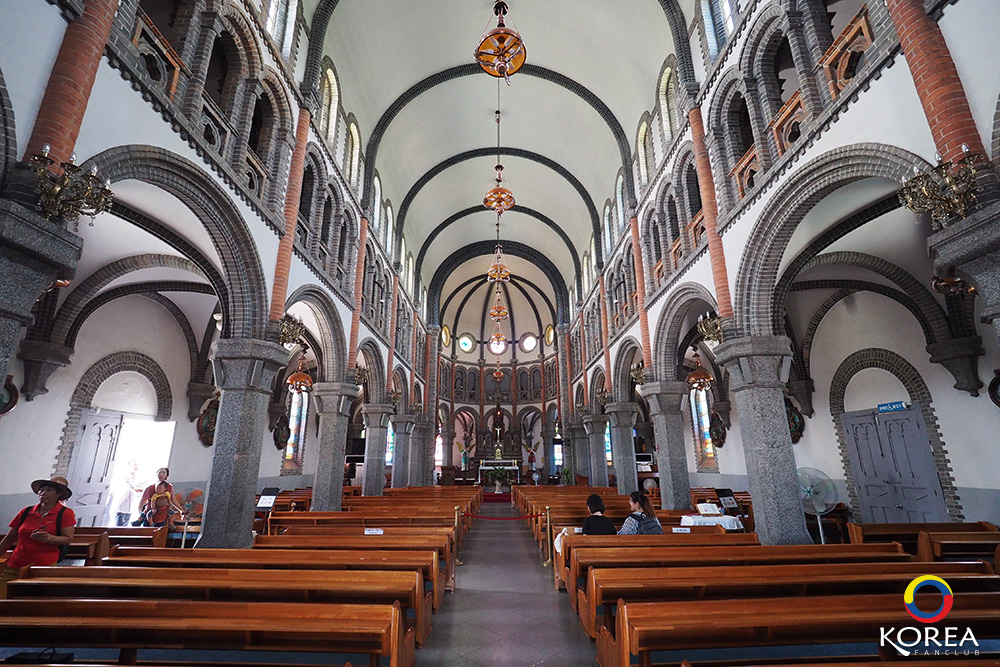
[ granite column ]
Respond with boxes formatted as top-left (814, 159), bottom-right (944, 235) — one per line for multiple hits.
top-left (390, 413), bottom-right (416, 488)
top-left (582, 413), bottom-right (610, 487)
top-left (361, 403), bottom-right (394, 496)
top-left (637, 381), bottom-right (691, 510)
top-left (309, 382), bottom-right (361, 511)
top-left (605, 401), bottom-right (639, 495)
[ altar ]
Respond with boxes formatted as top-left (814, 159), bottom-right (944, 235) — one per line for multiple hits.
top-left (477, 459), bottom-right (520, 485)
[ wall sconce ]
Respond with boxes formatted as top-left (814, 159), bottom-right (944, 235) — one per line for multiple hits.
top-left (354, 365), bottom-right (369, 386)
top-left (29, 144), bottom-right (113, 230)
top-left (629, 363), bottom-right (646, 385)
top-left (279, 314), bottom-right (307, 349)
top-left (899, 145), bottom-right (987, 230)
top-left (388, 386), bottom-right (403, 407)
top-left (931, 275), bottom-right (975, 296)
top-left (594, 386), bottom-right (608, 406)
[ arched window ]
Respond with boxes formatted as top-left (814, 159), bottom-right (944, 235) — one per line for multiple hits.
top-left (637, 121), bottom-right (653, 186)
top-left (321, 68), bottom-right (339, 143)
top-left (658, 67), bottom-right (677, 142)
top-left (299, 164), bottom-right (315, 226)
top-left (582, 252), bottom-right (591, 295)
top-left (685, 163), bottom-right (702, 218)
top-left (348, 122), bottom-right (361, 187)
top-left (204, 33), bottom-right (234, 112)
top-left (604, 422), bottom-right (613, 464)
top-left (321, 196), bottom-right (333, 247)
top-left (705, 0), bottom-right (739, 58)
top-left (371, 176), bottom-right (382, 232)
top-left (248, 93), bottom-right (273, 160)
top-left (266, 0), bottom-right (296, 57)
top-left (385, 421), bottom-right (395, 466)
top-left (283, 362), bottom-right (312, 474)
top-left (603, 205), bottom-right (613, 254)
top-left (338, 220), bottom-right (350, 266)
top-left (616, 175), bottom-right (626, 231)
top-left (384, 205), bottom-right (394, 259)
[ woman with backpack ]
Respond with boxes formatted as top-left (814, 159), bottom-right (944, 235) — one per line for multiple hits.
top-left (0, 476), bottom-right (76, 597)
top-left (617, 490), bottom-right (663, 535)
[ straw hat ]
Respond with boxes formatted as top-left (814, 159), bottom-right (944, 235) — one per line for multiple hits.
top-left (30, 475), bottom-right (73, 501)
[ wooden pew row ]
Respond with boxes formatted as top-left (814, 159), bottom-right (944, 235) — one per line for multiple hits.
top-left (8, 564), bottom-right (434, 647)
top-left (267, 511), bottom-right (469, 549)
top-left (917, 531), bottom-right (1000, 563)
top-left (568, 543), bottom-right (912, 609)
top-left (0, 598), bottom-right (415, 667)
top-left (597, 592), bottom-right (1000, 667)
top-left (103, 545), bottom-right (446, 611)
top-left (253, 533), bottom-right (457, 593)
top-left (579, 560), bottom-right (998, 640)
top-left (847, 521), bottom-right (997, 554)
top-left (555, 532), bottom-right (758, 595)
top-left (74, 526), bottom-right (168, 548)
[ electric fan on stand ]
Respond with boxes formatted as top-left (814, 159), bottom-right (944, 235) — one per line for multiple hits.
top-left (797, 467), bottom-right (839, 544)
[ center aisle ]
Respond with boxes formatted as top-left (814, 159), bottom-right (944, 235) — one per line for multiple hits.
top-left (418, 501), bottom-right (595, 666)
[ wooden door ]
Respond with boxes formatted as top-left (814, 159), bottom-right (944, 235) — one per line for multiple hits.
top-left (67, 410), bottom-right (123, 527)
top-left (841, 407), bottom-right (948, 523)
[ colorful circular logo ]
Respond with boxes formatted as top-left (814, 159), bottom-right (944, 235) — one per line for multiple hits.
top-left (903, 575), bottom-right (953, 623)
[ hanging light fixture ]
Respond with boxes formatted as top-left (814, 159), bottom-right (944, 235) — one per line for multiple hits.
top-left (286, 355), bottom-right (314, 393)
top-left (474, 1), bottom-right (526, 85)
top-left (487, 215), bottom-right (511, 282)
top-left (484, 93), bottom-right (514, 215)
top-left (489, 286), bottom-right (509, 322)
top-left (685, 350), bottom-right (714, 390)
top-left (492, 363), bottom-right (505, 382)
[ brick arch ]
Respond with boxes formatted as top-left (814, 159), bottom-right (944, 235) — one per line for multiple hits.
top-left (51, 254), bottom-right (206, 347)
top-left (828, 348), bottom-right (963, 521)
top-left (391, 366), bottom-right (408, 408)
top-left (652, 282), bottom-right (717, 382)
top-left (358, 338), bottom-right (386, 403)
top-left (84, 145), bottom-right (270, 339)
top-left (286, 284), bottom-right (348, 383)
top-left (738, 3), bottom-right (789, 106)
top-left (589, 367), bottom-right (607, 408)
top-left (0, 64), bottom-right (14, 190)
top-left (612, 336), bottom-right (643, 401)
top-left (216, 3), bottom-right (264, 79)
top-left (54, 352), bottom-right (173, 477)
top-left (732, 143), bottom-right (931, 336)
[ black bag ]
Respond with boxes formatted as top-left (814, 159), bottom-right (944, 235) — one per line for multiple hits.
top-left (630, 512), bottom-right (663, 535)
top-left (15, 505), bottom-right (68, 561)
top-left (4, 648), bottom-right (74, 663)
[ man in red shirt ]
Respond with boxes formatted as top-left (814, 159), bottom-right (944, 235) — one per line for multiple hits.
top-left (0, 476), bottom-right (76, 597)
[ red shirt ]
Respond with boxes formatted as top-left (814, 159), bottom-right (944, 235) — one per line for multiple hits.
top-left (6, 503), bottom-right (76, 568)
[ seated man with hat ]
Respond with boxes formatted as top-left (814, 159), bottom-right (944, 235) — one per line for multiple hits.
top-left (0, 476), bottom-right (76, 597)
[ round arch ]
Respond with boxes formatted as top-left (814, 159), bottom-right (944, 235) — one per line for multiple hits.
top-left (652, 282), bottom-right (718, 382)
top-left (612, 336), bottom-right (643, 401)
top-left (357, 338), bottom-right (386, 403)
top-left (286, 284), bottom-right (348, 383)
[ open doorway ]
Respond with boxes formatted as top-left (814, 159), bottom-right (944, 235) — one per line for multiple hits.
top-left (68, 409), bottom-right (175, 527)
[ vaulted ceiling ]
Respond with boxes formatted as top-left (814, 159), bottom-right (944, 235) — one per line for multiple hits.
top-left (305, 0), bottom-right (696, 343)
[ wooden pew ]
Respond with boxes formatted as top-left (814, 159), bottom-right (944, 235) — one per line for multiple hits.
top-left (103, 545), bottom-right (445, 611)
top-left (9, 564), bottom-right (434, 646)
top-left (917, 530), bottom-right (1000, 563)
top-left (74, 526), bottom-right (168, 548)
top-left (253, 532), bottom-right (456, 592)
top-left (569, 542), bottom-right (912, 606)
top-left (267, 510), bottom-right (470, 548)
top-left (579, 560), bottom-right (998, 640)
top-left (556, 532), bottom-right (758, 595)
top-left (847, 521), bottom-right (997, 554)
top-left (0, 598), bottom-right (415, 667)
top-left (598, 592), bottom-right (1000, 667)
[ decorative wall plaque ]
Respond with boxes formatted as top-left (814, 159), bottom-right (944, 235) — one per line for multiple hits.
top-left (196, 397), bottom-right (219, 446)
top-left (0, 376), bottom-right (18, 420)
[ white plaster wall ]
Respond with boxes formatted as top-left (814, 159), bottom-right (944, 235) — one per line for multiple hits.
top-left (92, 371), bottom-right (158, 416)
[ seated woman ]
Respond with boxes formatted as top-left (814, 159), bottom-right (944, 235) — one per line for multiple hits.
top-left (617, 491), bottom-right (663, 535)
top-left (138, 481), bottom-right (185, 527)
top-left (581, 494), bottom-right (616, 535)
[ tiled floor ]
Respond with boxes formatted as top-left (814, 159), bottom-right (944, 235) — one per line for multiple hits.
top-left (417, 501), bottom-right (596, 666)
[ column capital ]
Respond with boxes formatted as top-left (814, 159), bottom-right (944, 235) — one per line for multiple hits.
top-left (581, 412), bottom-right (609, 435)
top-left (636, 381), bottom-right (689, 414)
top-left (210, 338), bottom-right (289, 393)
top-left (312, 382), bottom-right (361, 415)
top-left (390, 412), bottom-right (417, 434)
top-left (604, 401), bottom-right (639, 428)
top-left (714, 335), bottom-right (792, 390)
top-left (361, 403), bottom-right (395, 427)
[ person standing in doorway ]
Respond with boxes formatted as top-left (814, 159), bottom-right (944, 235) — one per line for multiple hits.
top-left (0, 476), bottom-right (76, 597)
top-left (115, 460), bottom-right (143, 526)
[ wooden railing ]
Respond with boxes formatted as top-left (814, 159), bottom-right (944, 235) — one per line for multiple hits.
top-left (769, 90), bottom-right (806, 157)
top-left (670, 238), bottom-right (683, 270)
top-left (820, 5), bottom-right (873, 100)
top-left (653, 258), bottom-right (665, 287)
top-left (245, 149), bottom-right (269, 199)
top-left (687, 210), bottom-right (706, 247)
top-left (729, 144), bottom-right (759, 199)
top-left (132, 9), bottom-right (185, 100)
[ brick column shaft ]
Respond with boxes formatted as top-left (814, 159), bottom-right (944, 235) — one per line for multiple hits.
top-left (578, 312), bottom-right (589, 406)
top-left (384, 273), bottom-right (400, 391)
top-left (268, 106), bottom-right (312, 321)
top-left (688, 107), bottom-right (734, 318)
top-left (410, 312), bottom-right (419, 400)
top-left (629, 216), bottom-right (654, 371)
top-left (598, 275), bottom-right (614, 391)
top-left (347, 217), bottom-right (370, 371)
top-left (885, 0), bottom-right (986, 162)
top-left (25, 0), bottom-right (120, 165)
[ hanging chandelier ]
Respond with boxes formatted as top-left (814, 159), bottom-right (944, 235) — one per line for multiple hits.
top-left (492, 363), bottom-right (505, 382)
top-left (489, 286), bottom-right (509, 321)
top-left (286, 355), bottom-right (314, 393)
top-left (484, 98), bottom-right (514, 215)
top-left (474, 1), bottom-right (526, 85)
top-left (487, 216), bottom-right (511, 282)
top-left (685, 350), bottom-right (714, 391)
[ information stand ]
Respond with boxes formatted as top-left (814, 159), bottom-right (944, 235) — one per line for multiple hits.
top-left (715, 487), bottom-right (748, 532)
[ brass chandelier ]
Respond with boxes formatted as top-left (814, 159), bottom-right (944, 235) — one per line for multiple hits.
top-left (30, 144), bottom-right (114, 230)
top-left (473, 1), bottom-right (526, 85)
top-left (898, 144), bottom-right (987, 229)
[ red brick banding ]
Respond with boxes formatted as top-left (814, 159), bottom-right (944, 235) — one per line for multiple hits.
top-left (688, 106), bottom-right (734, 318)
top-left (346, 217), bottom-right (369, 371)
top-left (26, 0), bottom-right (121, 166)
top-left (885, 0), bottom-right (986, 163)
top-left (578, 311), bottom-right (589, 407)
top-left (268, 106), bottom-right (312, 321)
top-left (598, 275), bottom-right (614, 392)
top-left (384, 273), bottom-right (400, 392)
top-left (629, 216), bottom-right (654, 371)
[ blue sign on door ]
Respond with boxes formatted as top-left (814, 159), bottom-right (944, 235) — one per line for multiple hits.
top-left (877, 401), bottom-right (907, 413)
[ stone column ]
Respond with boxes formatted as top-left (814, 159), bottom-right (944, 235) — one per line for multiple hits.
top-left (441, 429), bottom-right (455, 468)
top-left (309, 382), bottom-right (361, 511)
top-left (714, 335), bottom-right (812, 545)
top-left (637, 381), bottom-right (691, 510)
top-left (197, 338), bottom-right (288, 549)
top-left (566, 418), bottom-right (587, 482)
top-left (605, 402), bottom-right (639, 495)
top-left (0, 201), bottom-right (82, 383)
top-left (361, 403), bottom-right (394, 496)
top-left (408, 417), bottom-right (431, 487)
top-left (390, 413), bottom-right (416, 488)
top-left (582, 414), bottom-right (610, 487)
top-left (540, 428), bottom-right (556, 478)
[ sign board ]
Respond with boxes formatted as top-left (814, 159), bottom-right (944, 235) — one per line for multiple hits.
top-left (574, 527), bottom-right (583, 533)
top-left (254, 486), bottom-right (279, 511)
top-left (671, 527), bottom-right (691, 534)
top-left (878, 401), bottom-right (907, 413)
top-left (364, 528), bottom-right (384, 535)
top-left (715, 487), bottom-right (740, 510)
